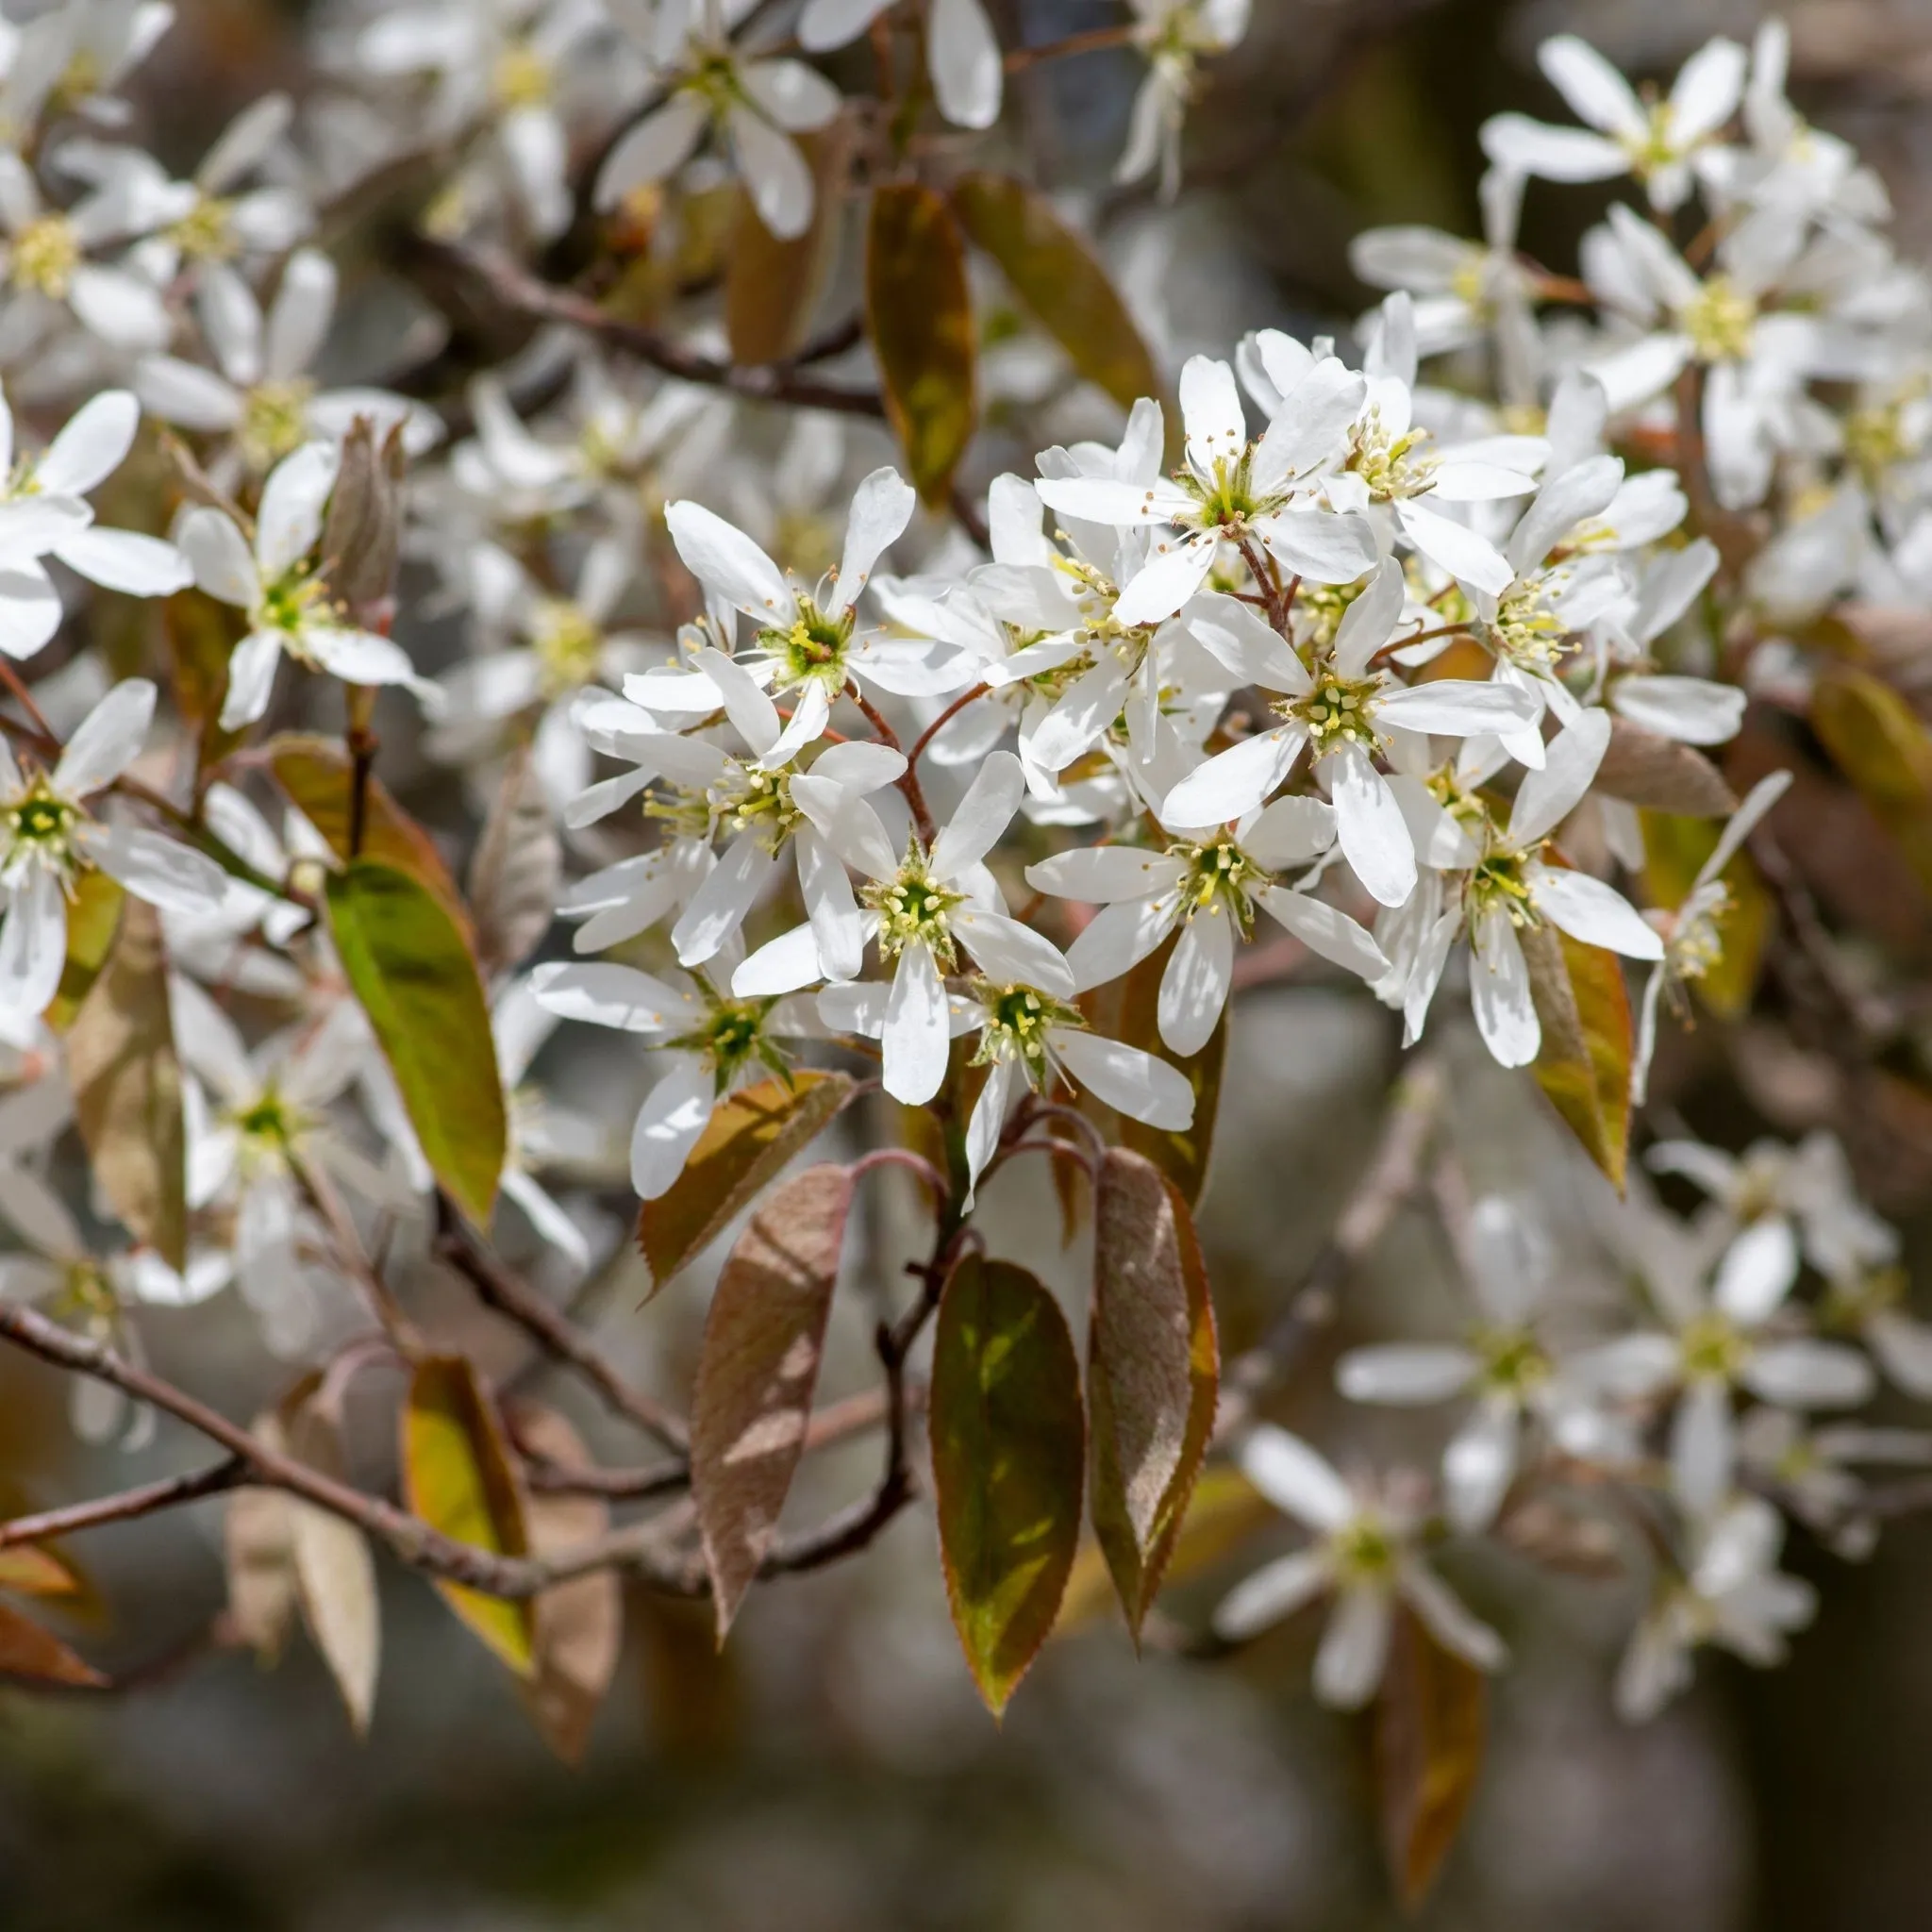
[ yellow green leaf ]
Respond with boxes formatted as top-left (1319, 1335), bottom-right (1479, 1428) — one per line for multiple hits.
top-left (691, 1164), bottom-right (855, 1639)
top-left (637, 1071), bottom-right (853, 1292)
top-left (44, 870), bottom-right (125, 1032)
top-left (1088, 1149), bottom-right (1220, 1640)
top-left (1525, 924), bottom-right (1633, 1191)
top-left (270, 734), bottom-right (467, 923)
top-left (866, 181), bottom-right (975, 506)
top-left (402, 1356), bottom-right (536, 1676)
top-left (1810, 666), bottom-right (1932, 892)
top-left (1641, 808), bottom-right (1774, 1019)
top-left (1374, 1609), bottom-right (1488, 1908)
top-left (950, 171), bottom-right (1164, 417)
top-left (66, 900), bottom-right (187, 1266)
top-left (325, 859), bottom-right (506, 1225)
top-left (930, 1256), bottom-right (1084, 1716)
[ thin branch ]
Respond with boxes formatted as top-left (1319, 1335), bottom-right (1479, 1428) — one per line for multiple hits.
top-left (1003, 22), bottom-right (1137, 70)
top-left (434, 1192), bottom-right (690, 1454)
top-left (908, 682), bottom-right (991, 769)
top-left (0, 1458), bottom-right (246, 1550)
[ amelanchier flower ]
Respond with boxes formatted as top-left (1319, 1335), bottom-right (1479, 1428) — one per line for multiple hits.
top-left (1614, 1493), bottom-right (1814, 1723)
top-left (1026, 791), bottom-right (1387, 1058)
top-left (1572, 1218), bottom-right (1875, 1515)
top-left (1213, 1426), bottom-right (1507, 1708)
top-left (176, 441), bottom-right (440, 730)
top-left (1337, 1195), bottom-right (1620, 1531)
top-left (1159, 561), bottom-right (1541, 907)
top-left (596, 0), bottom-right (842, 241)
top-left (763, 751), bottom-right (1074, 1105)
top-left (0, 386), bottom-right (192, 658)
top-left (529, 952), bottom-right (823, 1198)
top-left (0, 679), bottom-right (225, 1033)
top-left (1482, 32), bottom-right (1746, 214)
top-left (1035, 353), bottom-right (1377, 626)
top-left (1114, 0), bottom-right (1253, 200)
top-left (652, 467), bottom-right (972, 758)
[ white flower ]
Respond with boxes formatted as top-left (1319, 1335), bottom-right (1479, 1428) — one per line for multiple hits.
top-left (137, 247), bottom-right (441, 479)
top-left (0, 679), bottom-right (225, 1032)
top-left (1213, 1426), bottom-right (1507, 1708)
top-left (1035, 353), bottom-right (1377, 626)
top-left (1027, 789), bottom-right (1387, 1058)
top-left (529, 955), bottom-right (822, 1198)
top-left (597, 0), bottom-right (842, 241)
top-left (0, 386), bottom-right (192, 660)
top-left (1114, 0), bottom-right (1251, 201)
top-left (1482, 33), bottom-right (1746, 214)
top-left (1614, 1494), bottom-right (1813, 1723)
top-left (1338, 1196), bottom-right (1624, 1530)
top-left (176, 441), bottom-right (439, 730)
top-left (1738, 1407), bottom-right (1932, 1553)
top-left (798, 0), bottom-right (999, 132)
top-left (1160, 560), bottom-right (1540, 908)
top-left (1571, 1217), bottom-right (1875, 1515)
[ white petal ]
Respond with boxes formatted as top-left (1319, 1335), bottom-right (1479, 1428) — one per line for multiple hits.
top-left (963, 1054), bottom-right (1016, 1201)
top-left (732, 922), bottom-right (827, 996)
top-left (831, 466), bottom-right (916, 615)
top-left (52, 526), bottom-right (191, 595)
top-left (87, 824), bottom-right (225, 913)
top-left (1161, 726), bottom-right (1304, 831)
top-left (1400, 1561), bottom-right (1508, 1671)
top-left (55, 677), bottom-right (154, 794)
top-left (1336, 1343), bottom-right (1477, 1405)
top-left (1743, 1341), bottom-right (1875, 1410)
top-left (1025, 845), bottom-right (1185, 904)
top-left (0, 869), bottom-right (65, 1024)
top-left (739, 58), bottom-right (844, 131)
top-left (176, 508), bottom-right (257, 607)
top-left (304, 627), bottom-right (426, 692)
top-left (1113, 536), bottom-right (1217, 626)
top-left (1253, 886), bottom-right (1389, 979)
top-left (631, 1057), bottom-right (714, 1200)
top-left (1240, 795), bottom-right (1337, 871)
top-left (694, 645), bottom-right (783, 757)
top-left (926, 0), bottom-right (1001, 129)
top-left (1508, 708), bottom-right (1610, 847)
top-left (1313, 1587), bottom-right (1395, 1708)
top-left (670, 831), bottom-right (775, 965)
top-left (1671, 1378), bottom-right (1735, 1515)
top-left (1539, 34), bottom-right (1646, 138)
top-left (256, 441), bottom-right (338, 578)
top-left (529, 960), bottom-right (691, 1035)
top-left (883, 940), bottom-right (950, 1105)
top-left (37, 390), bottom-right (137, 495)
top-left (1526, 867), bottom-right (1662, 959)
top-left (594, 93), bottom-right (707, 208)
top-left (953, 908), bottom-right (1074, 996)
top-left (667, 504), bottom-right (795, 625)
top-left (789, 774), bottom-right (898, 878)
top-left (1158, 908), bottom-right (1234, 1056)
top-left (1324, 745), bottom-right (1415, 908)
top-left (931, 749), bottom-right (1024, 879)
top-left (1052, 1029), bottom-right (1193, 1129)
top-left (726, 102), bottom-right (815, 241)
top-left (1712, 1218), bottom-right (1799, 1324)
top-left (1394, 499), bottom-right (1514, 596)
top-left (1066, 892), bottom-right (1180, 991)
top-left (1610, 675), bottom-right (1745, 747)
top-left (1471, 908), bottom-right (1539, 1067)
top-left (218, 631), bottom-right (283, 730)
top-left (1443, 1401), bottom-right (1520, 1533)
top-left (1374, 677), bottom-right (1538, 739)
top-left (1240, 1425), bottom-right (1354, 1529)
top-left (1258, 507), bottom-right (1378, 586)
top-left (1213, 1549), bottom-right (1332, 1641)
top-left (1479, 112), bottom-right (1628, 184)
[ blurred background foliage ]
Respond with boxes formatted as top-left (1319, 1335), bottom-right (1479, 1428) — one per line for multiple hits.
top-left (6, 1), bottom-right (1932, 1927)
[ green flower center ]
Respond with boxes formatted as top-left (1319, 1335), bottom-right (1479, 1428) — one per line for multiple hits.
top-left (1679, 1311), bottom-right (1750, 1385)
top-left (1466, 850), bottom-right (1538, 928)
top-left (1683, 275), bottom-right (1757, 364)
top-left (1329, 1513), bottom-right (1396, 1585)
top-left (971, 980), bottom-right (1082, 1078)
top-left (1178, 449), bottom-right (1271, 530)
top-left (1170, 838), bottom-right (1261, 935)
top-left (1486, 581), bottom-right (1568, 670)
top-left (169, 194), bottom-right (238, 263)
top-left (492, 41), bottom-right (552, 108)
top-left (241, 378), bottom-right (317, 471)
top-left (1347, 408), bottom-right (1438, 501)
top-left (710, 762), bottom-right (800, 849)
top-left (258, 565), bottom-right (328, 642)
top-left (1844, 403), bottom-right (1908, 488)
top-left (862, 845), bottom-right (966, 967)
top-left (532, 599), bottom-right (604, 697)
top-left (1283, 670), bottom-right (1384, 755)
top-left (759, 597), bottom-right (853, 691)
top-left (1474, 1325), bottom-right (1549, 1395)
top-left (11, 214), bottom-right (78, 298)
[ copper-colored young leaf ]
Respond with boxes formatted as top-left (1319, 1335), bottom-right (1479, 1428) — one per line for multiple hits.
top-left (725, 128), bottom-right (846, 362)
top-left (1593, 718), bottom-right (1736, 816)
top-left (45, 871), bottom-right (125, 1032)
top-left (270, 734), bottom-right (466, 920)
top-left (1809, 666), bottom-right (1932, 892)
top-left (0, 1598), bottom-right (106, 1687)
top-left (468, 748), bottom-right (560, 978)
top-left (638, 1071), bottom-right (853, 1293)
top-left (66, 899), bottom-right (187, 1267)
top-left (690, 1163), bottom-right (854, 1639)
top-left (505, 1401), bottom-right (622, 1764)
top-left (950, 171), bottom-right (1163, 416)
top-left (866, 181), bottom-right (975, 507)
top-left (1641, 808), bottom-right (1774, 1020)
top-left (930, 1256), bottom-right (1084, 1716)
top-left (225, 1411), bottom-right (298, 1660)
top-left (325, 859), bottom-right (507, 1226)
top-left (285, 1396), bottom-right (381, 1733)
top-left (1375, 1608), bottom-right (1488, 1909)
top-left (1524, 924), bottom-right (1633, 1191)
top-left (1088, 1149), bottom-right (1220, 1638)
top-left (401, 1356), bottom-right (536, 1676)
top-left (0, 1544), bottom-right (82, 1597)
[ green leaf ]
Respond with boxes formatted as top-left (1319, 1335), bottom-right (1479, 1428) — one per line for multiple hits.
top-left (1087, 1149), bottom-right (1220, 1640)
top-left (325, 859), bottom-right (506, 1225)
top-left (1374, 1608), bottom-right (1488, 1908)
top-left (44, 870), bottom-right (125, 1032)
top-left (402, 1356), bottom-right (536, 1677)
top-left (270, 735), bottom-right (466, 922)
top-left (0, 1599), bottom-right (106, 1688)
top-left (930, 1257), bottom-right (1085, 1716)
top-left (638, 1071), bottom-right (853, 1292)
top-left (506, 1401), bottom-right (623, 1765)
top-left (725, 128), bottom-right (846, 361)
top-left (1524, 924), bottom-right (1633, 1191)
top-left (66, 900), bottom-right (187, 1267)
top-left (866, 182), bottom-right (975, 507)
top-left (950, 171), bottom-right (1164, 417)
top-left (1080, 931), bottom-right (1224, 1208)
top-left (1810, 666), bottom-right (1932, 892)
top-left (691, 1163), bottom-right (854, 1639)
top-left (1641, 809), bottom-right (1774, 1020)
